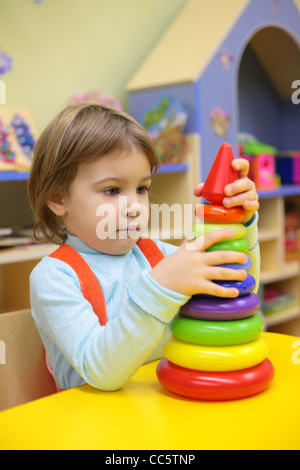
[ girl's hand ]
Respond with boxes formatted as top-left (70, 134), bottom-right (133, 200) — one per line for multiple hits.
top-left (150, 229), bottom-right (248, 298)
top-left (194, 158), bottom-right (259, 223)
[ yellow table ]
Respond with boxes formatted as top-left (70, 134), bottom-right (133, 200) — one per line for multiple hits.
top-left (0, 333), bottom-right (299, 450)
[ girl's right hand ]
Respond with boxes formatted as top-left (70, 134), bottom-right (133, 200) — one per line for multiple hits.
top-left (150, 229), bottom-right (248, 298)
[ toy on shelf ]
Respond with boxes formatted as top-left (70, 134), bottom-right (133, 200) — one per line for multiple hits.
top-left (261, 286), bottom-right (295, 317)
top-left (0, 109), bottom-right (36, 173)
top-left (239, 138), bottom-right (278, 191)
top-left (285, 202), bottom-right (299, 262)
top-left (142, 96), bottom-right (188, 164)
top-left (277, 151), bottom-right (300, 185)
top-left (157, 143), bottom-right (275, 401)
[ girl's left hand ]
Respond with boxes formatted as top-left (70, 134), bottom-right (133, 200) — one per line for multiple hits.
top-left (194, 158), bottom-right (259, 224)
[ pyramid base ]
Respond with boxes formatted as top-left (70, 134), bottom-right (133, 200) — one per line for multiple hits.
top-left (156, 358), bottom-right (275, 401)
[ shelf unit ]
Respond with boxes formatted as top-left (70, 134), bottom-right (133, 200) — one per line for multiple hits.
top-left (257, 193), bottom-right (300, 336)
top-left (0, 244), bottom-right (56, 314)
top-left (148, 135), bottom-right (200, 244)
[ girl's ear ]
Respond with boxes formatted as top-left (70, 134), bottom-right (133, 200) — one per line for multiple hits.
top-left (47, 192), bottom-right (67, 217)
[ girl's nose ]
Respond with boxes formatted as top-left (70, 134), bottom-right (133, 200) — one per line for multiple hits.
top-left (127, 203), bottom-right (141, 217)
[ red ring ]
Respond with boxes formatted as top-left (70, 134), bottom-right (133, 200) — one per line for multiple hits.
top-left (156, 357), bottom-right (275, 401)
top-left (195, 205), bottom-right (245, 224)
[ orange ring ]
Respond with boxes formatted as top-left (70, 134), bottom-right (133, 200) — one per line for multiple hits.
top-left (195, 205), bottom-right (245, 224)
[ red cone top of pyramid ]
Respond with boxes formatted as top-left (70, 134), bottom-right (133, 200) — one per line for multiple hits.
top-left (200, 143), bottom-right (239, 205)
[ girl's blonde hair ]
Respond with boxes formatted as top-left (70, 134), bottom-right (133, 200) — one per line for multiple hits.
top-left (28, 104), bottom-right (160, 244)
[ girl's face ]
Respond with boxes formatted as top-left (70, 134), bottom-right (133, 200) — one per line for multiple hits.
top-left (52, 147), bottom-right (152, 255)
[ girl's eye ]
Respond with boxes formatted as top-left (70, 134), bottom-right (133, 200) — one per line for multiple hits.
top-left (104, 188), bottom-right (120, 196)
top-left (137, 186), bottom-right (150, 194)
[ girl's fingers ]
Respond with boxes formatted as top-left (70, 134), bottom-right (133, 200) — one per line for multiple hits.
top-left (224, 177), bottom-right (255, 198)
top-left (206, 266), bottom-right (247, 281)
top-left (231, 158), bottom-right (249, 178)
top-left (194, 183), bottom-right (204, 197)
top-left (243, 199), bottom-right (260, 211)
top-left (200, 281), bottom-right (240, 298)
top-left (186, 228), bottom-right (237, 252)
top-left (204, 249), bottom-right (247, 265)
top-left (223, 187), bottom-right (258, 209)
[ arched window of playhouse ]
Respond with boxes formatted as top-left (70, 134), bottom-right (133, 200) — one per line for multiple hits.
top-left (238, 26), bottom-right (300, 151)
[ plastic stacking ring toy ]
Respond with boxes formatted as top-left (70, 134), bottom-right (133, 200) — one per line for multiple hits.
top-left (163, 335), bottom-right (269, 372)
top-left (206, 238), bottom-right (249, 253)
top-left (170, 313), bottom-right (263, 346)
top-left (195, 205), bottom-right (245, 224)
top-left (198, 274), bottom-right (256, 298)
top-left (180, 294), bottom-right (261, 321)
top-left (156, 357), bottom-right (275, 401)
top-left (192, 222), bottom-right (246, 240)
top-left (219, 256), bottom-right (252, 272)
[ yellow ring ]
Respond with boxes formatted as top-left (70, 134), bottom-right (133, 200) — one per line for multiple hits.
top-left (163, 335), bottom-right (269, 372)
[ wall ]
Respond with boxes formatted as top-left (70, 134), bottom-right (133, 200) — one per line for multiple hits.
top-left (0, 0), bottom-right (187, 133)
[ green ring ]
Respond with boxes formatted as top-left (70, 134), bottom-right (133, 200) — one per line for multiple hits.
top-left (206, 238), bottom-right (249, 253)
top-left (170, 314), bottom-right (264, 346)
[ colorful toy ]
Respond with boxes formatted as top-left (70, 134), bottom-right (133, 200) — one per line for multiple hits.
top-left (239, 139), bottom-right (278, 190)
top-left (163, 336), bottom-right (269, 372)
top-left (180, 294), bottom-right (261, 321)
top-left (142, 96), bottom-right (188, 164)
top-left (170, 314), bottom-right (263, 346)
top-left (157, 358), bottom-right (275, 402)
top-left (253, 154), bottom-right (276, 190)
top-left (0, 109), bottom-right (36, 172)
top-left (205, 238), bottom-right (249, 253)
top-left (277, 151), bottom-right (300, 185)
top-left (156, 143), bottom-right (275, 401)
top-left (284, 204), bottom-right (299, 262)
top-left (195, 205), bottom-right (244, 224)
top-left (192, 222), bottom-right (246, 240)
top-left (196, 274), bottom-right (257, 298)
top-left (219, 256), bottom-right (252, 272)
top-left (199, 143), bottom-right (238, 205)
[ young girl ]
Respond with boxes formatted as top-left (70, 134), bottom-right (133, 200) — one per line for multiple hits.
top-left (28, 104), bottom-right (260, 392)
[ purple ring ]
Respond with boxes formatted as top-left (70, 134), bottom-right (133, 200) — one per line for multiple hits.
top-left (180, 294), bottom-right (261, 321)
top-left (196, 274), bottom-right (256, 298)
top-left (218, 256), bottom-right (252, 272)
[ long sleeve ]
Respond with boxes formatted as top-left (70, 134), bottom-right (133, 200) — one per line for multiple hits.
top-left (243, 212), bottom-right (260, 293)
top-left (30, 240), bottom-right (190, 391)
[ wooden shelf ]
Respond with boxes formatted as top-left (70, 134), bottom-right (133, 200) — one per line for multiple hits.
top-left (0, 244), bottom-right (57, 265)
top-left (258, 229), bottom-right (280, 242)
top-left (261, 262), bottom-right (299, 284)
top-left (265, 306), bottom-right (300, 328)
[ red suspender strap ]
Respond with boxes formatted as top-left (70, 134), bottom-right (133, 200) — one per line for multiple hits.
top-left (49, 244), bottom-right (108, 326)
top-left (49, 239), bottom-right (164, 324)
top-left (136, 238), bottom-right (165, 268)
